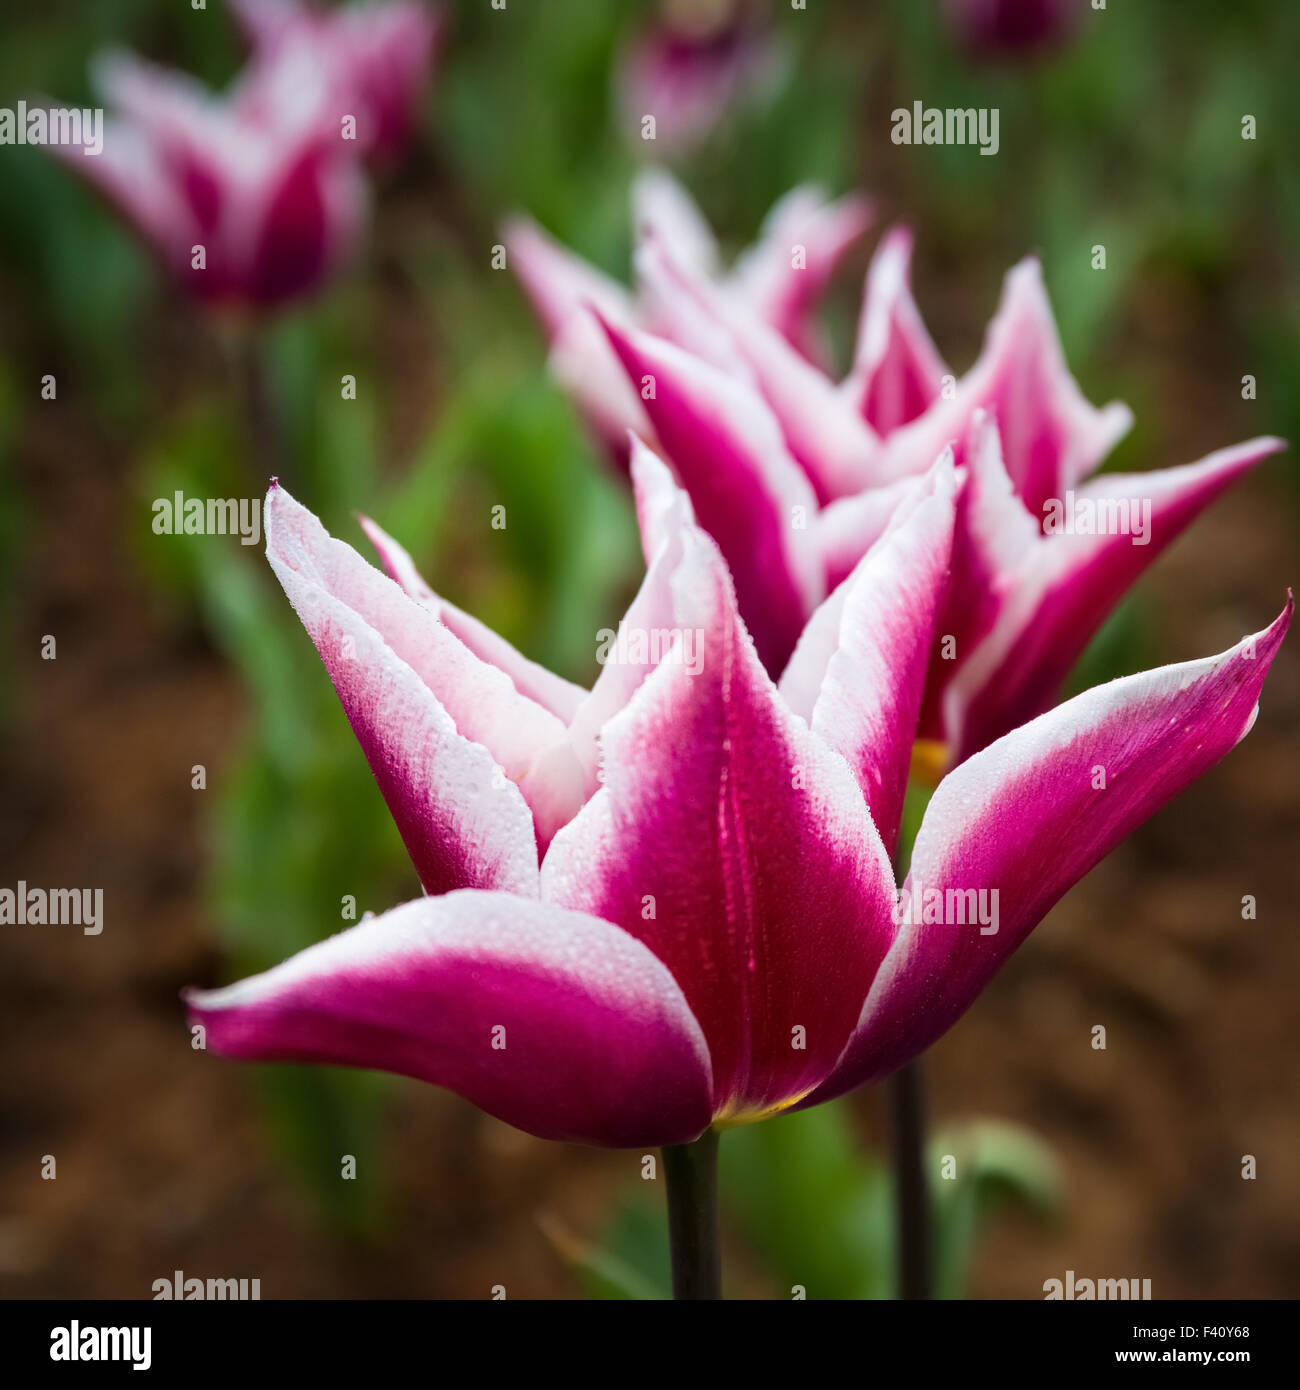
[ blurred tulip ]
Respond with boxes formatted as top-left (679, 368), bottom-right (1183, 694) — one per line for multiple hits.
top-left (944, 0), bottom-right (1081, 57)
top-left (228, 0), bottom-right (443, 164)
top-left (185, 459), bottom-right (1289, 1147)
top-left (616, 0), bottom-right (780, 155)
top-left (48, 44), bottom-right (367, 310)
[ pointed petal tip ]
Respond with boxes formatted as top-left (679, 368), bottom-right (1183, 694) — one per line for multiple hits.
top-left (182, 893), bottom-right (716, 1148)
top-left (875, 223), bottom-right (916, 270)
top-left (1259, 591), bottom-right (1294, 648)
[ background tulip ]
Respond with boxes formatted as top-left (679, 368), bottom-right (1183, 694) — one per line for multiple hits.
top-left (228, 0), bottom-right (443, 165)
top-left (506, 171), bottom-right (871, 462)
top-left (944, 0), bottom-right (1081, 57)
top-left (48, 43), bottom-right (367, 309)
top-left (573, 214), bottom-right (1285, 766)
top-left (615, 0), bottom-right (780, 157)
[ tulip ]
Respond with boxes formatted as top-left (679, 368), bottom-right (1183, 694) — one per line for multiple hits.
top-left (228, 0), bottom-right (443, 164)
top-left (615, 0), bottom-right (780, 156)
top-left (588, 224), bottom-right (1285, 761)
top-left (505, 170), bottom-right (871, 461)
top-left (943, 0), bottom-right (1081, 57)
top-left (186, 453), bottom-right (1289, 1296)
top-left (48, 44), bottom-right (366, 309)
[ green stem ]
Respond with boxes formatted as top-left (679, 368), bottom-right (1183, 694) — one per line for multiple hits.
top-left (217, 318), bottom-right (285, 486)
top-left (890, 1060), bottom-right (931, 1299)
top-left (662, 1129), bottom-right (721, 1300)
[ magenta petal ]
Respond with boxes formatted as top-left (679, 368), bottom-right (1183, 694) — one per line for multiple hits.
top-left (187, 891), bottom-right (714, 1148)
top-left (975, 260), bottom-right (1133, 509)
top-left (877, 258), bottom-right (1132, 515)
top-left (949, 437), bottom-right (1285, 758)
top-left (812, 598), bottom-right (1292, 1100)
top-left (637, 240), bottom-right (882, 505)
top-left (265, 486), bottom-right (544, 893)
top-left (917, 413), bottom-right (1036, 740)
top-left (843, 227), bottom-right (948, 436)
top-left (784, 455), bottom-right (959, 857)
top-left (541, 522), bottom-right (896, 1121)
top-left (597, 316), bottom-right (823, 676)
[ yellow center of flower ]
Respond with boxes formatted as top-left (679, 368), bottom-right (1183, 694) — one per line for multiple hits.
top-left (710, 1089), bottom-right (816, 1131)
top-left (909, 738), bottom-right (950, 788)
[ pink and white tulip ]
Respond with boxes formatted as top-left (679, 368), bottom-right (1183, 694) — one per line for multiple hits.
top-left (185, 456), bottom-right (1290, 1148)
top-left (505, 171), bottom-right (872, 462)
top-left (228, 0), bottom-right (443, 164)
top-left (615, 0), bottom-right (780, 157)
top-left (48, 44), bottom-right (366, 309)
top-left (585, 219), bottom-right (1284, 761)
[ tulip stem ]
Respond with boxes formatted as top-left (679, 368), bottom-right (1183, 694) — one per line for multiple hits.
top-left (662, 1129), bottom-right (721, 1300)
top-left (218, 320), bottom-right (285, 486)
top-left (237, 331), bottom-right (285, 485)
top-left (890, 1060), bottom-right (931, 1299)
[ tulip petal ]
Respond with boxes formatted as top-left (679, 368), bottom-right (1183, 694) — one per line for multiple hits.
top-left (976, 260), bottom-right (1133, 508)
top-left (948, 437), bottom-right (1285, 758)
top-left (916, 413), bottom-right (1037, 740)
top-left (596, 315), bottom-right (823, 675)
top-left (812, 598), bottom-right (1292, 1100)
top-left (728, 186), bottom-right (873, 365)
top-left (187, 892), bottom-right (715, 1148)
top-left (359, 516), bottom-right (587, 725)
top-left (270, 485), bottom-right (568, 777)
top-left (631, 168), bottom-right (720, 277)
top-left (542, 520), bottom-right (896, 1122)
top-left (637, 240), bottom-right (882, 504)
top-left (878, 258), bottom-right (1132, 515)
top-left (558, 439), bottom-right (698, 779)
top-left (227, 0), bottom-right (297, 50)
top-left (816, 476), bottom-right (919, 592)
top-left (266, 485), bottom-right (549, 891)
top-left (843, 226), bottom-right (948, 436)
top-left (503, 214), bottom-right (632, 342)
top-left (783, 455), bottom-right (959, 857)
top-left (634, 238), bottom-right (749, 377)
top-left (47, 118), bottom-right (191, 270)
top-left (503, 216), bottom-right (649, 461)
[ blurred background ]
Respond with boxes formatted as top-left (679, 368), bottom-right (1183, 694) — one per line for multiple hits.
top-left (1, 0), bottom-right (1297, 1299)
